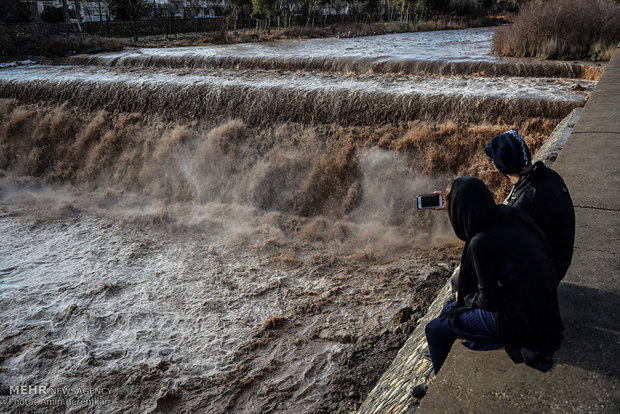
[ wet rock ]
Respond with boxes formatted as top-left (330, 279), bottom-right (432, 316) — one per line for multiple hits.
top-left (263, 315), bottom-right (287, 330)
top-left (397, 306), bottom-right (414, 322)
top-left (156, 360), bottom-right (170, 371)
top-left (156, 388), bottom-right (181, 411)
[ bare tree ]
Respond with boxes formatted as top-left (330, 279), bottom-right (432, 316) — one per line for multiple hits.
top-left (189, 0), bottom-right (200, 18)
top-left (61, 0), bottom-right (70, 22)
top-left (74, 0), bottom-right (82, 32)
top-left (109, 0), bottom-right (145, 42)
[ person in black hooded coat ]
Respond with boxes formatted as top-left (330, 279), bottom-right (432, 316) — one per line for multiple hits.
top-left (485, 129), bottom-right (575, 281)
top-left (424, 177), bottom-right (564, 379)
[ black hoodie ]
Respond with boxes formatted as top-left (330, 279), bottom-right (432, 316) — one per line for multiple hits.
top-left (450, 177), bottom-right (564, 372)
top-left (506, 161), bottom-right (575, 281)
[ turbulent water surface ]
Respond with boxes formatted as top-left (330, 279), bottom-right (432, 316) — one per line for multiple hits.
top-left (0, 27), bottom-right (600, 413)
top-left (68, 27), bottom-right (604, 79)
top-left (91, 27), bottom-right (500, 62)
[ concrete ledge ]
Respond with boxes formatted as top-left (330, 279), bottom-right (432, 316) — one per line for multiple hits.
top-left (356, 283), bottom-right (452, 414)
top-left (419, 345), bottom-right (617, 414)
top-left (536, 107), bottom-right (582, 168)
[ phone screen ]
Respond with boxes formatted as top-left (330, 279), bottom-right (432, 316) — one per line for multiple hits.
top-left (418, 194), bottom-right (442, 209)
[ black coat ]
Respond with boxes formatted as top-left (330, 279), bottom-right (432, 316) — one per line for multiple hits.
top-left (506, 161), bottom-right (575, 281)
top-left (450, 177), bottom-right (564, 372)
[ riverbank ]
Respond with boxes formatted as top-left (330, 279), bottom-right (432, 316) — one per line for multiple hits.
top-left (133, 17), bottom-right (505, 48)
top-left (1, 17), bottom-right (504, 60)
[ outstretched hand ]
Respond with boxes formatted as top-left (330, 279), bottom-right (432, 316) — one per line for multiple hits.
top-left (433, 191), bottom-right (447, 210)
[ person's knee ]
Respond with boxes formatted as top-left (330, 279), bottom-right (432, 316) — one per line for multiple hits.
top-left (425, 318), bottom-right (445, 342)
top-left (425, 318), bottom-right (438, 335)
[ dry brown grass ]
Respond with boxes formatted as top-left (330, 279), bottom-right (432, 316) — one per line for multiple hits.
top-left (493, 0), bottom-right (620, 61)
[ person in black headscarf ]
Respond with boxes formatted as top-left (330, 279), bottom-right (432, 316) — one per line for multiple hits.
top-left (485, 129), bottom-right (575, 281)
top-left (413, 177), bottom-right (564, 398)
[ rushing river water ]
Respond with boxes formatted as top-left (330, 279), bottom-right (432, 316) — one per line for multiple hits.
top-left (0, 27), bottom-right (600, 413)
top-left (88, 27), bottom-right (501, 62)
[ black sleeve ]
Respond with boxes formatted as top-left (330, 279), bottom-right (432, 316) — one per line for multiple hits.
top-left (535, 169), bottom-right (575, 280)
top-left (469, 237), bottom-right (502, 310)
top-left (548, 188), bottom-right (575, 280)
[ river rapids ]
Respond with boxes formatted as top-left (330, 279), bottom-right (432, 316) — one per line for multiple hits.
top-left (0, 27), bottom-right (600, 413)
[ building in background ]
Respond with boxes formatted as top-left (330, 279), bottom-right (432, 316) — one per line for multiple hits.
top-left (28, 0), bottom-right (225, 22)
top-left (80, 1), bottom-right (109, 22)
top-left (32, 0), bottom-right (107, 22)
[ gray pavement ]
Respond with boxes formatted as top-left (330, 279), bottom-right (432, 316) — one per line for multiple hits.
top-left (418, 47), bottom-right (620, 413)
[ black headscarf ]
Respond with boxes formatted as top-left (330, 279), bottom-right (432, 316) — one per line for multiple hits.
top-left (448, 177), bottom-right (500, 307)
top-left (448, 176), bottom-right (497, 242)
top-left (449, 176), bottom-right (550, 249)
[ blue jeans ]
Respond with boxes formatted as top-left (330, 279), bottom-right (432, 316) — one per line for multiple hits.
top-left (425, 302), bottom-right (502, 374)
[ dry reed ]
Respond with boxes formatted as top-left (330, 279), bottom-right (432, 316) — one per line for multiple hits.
top-left (493, 0), bottom-right (620, 61)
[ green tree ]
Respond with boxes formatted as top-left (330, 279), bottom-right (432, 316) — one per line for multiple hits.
top-left (73, 0), bottom-right (83, 32)
top-left (493, 0), bottom-right (521, 12)
top-left (390, 0), bottom-right (415, 22)
top-left (447, 0), bottom-right (493, 16)
top-left (365, 0), bottom-right (381, 15)
top-left (61, 0), bottom-right (70, 22)
top-left (305, 0), bottom-right (329, 26)
top-left (40, 5), bottom-right (70, 23)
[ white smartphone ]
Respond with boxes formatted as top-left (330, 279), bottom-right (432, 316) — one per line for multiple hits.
top-left (417, 194), bottom-right (443, 209)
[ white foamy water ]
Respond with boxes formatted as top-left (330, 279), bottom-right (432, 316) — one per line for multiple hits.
top-left (0, 65), bottom-right (595, 103)
top-left (89, 27), bottom-right (498, 62)
top-left (0, 149), bottom-right (452, 412)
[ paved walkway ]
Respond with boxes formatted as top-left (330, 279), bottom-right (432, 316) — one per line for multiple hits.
top-left (418, 46), bottom-right (620, 414)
